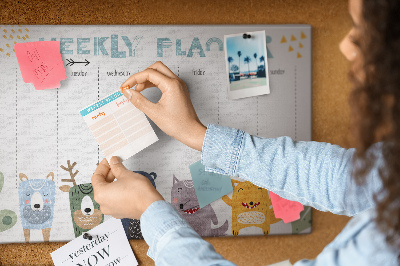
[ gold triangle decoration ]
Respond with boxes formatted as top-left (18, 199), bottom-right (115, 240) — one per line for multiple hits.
top-left (299, 42), bottom-right (303, 48)
top-left (297, 52), bottom-right (302, 58)
top-left (281, 36), bottom-right (287, 43)
top-left (301, 31), bottom-right (307, 39)
top-left (288, 45), bottom-right (294, 52)
top-left (291, 35), bottom-right (297, 41)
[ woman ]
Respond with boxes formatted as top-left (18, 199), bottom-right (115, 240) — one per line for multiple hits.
top-left (91, 0), bottom-right (400, 264)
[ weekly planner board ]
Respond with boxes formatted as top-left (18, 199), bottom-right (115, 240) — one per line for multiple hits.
top-left (0, 25), bottom-right (312, 243)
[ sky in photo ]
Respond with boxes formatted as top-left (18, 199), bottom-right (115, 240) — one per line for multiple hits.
top-left (226, 31), bottom-right (266, 73)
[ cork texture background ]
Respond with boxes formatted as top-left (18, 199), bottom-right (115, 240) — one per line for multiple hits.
top-left (0, 0), bottom-right (353, 265)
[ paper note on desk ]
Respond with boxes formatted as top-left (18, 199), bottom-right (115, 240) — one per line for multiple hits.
top-left (51, 218), bottom-right (138, 266)
top-left (269, 192), bottom-right (304, 223)
top-left (14, 41), bottom-right (66, 90)
top-left (189, 160), bottom-right (233, 208)
top-left (80, 91), bottom-right (158, 162)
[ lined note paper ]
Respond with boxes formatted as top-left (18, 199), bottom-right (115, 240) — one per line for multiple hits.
top-left (80, 91), bottom-right (158, 161)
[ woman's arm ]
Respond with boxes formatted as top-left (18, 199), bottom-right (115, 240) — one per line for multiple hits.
top-left (202, 124), bottom-right (383, 216)
top-left (118, 61), bottom-right (382, 217)
top-left (92, 158), bottom-right (235, 266)
top-left (141, 201), bottom-right (235, 265)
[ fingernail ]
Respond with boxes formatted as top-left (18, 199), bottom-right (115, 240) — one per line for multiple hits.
top-left (123, 89), bottom-right (133, 100)
top-left (120, 85), bottom-right (130, 92)
top-left (110, 156), bottom-right (122, 165)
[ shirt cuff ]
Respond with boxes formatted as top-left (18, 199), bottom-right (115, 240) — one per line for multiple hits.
top-left (140, 200), bottom-right (192, 260)
top-left (201, 124), bottom-right (245, 176)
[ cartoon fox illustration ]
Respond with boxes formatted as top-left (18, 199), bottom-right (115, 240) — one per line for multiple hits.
top-left (222, 179), bottom-right (281, 236)
top-left (171, 175), bottom-right (228, 237)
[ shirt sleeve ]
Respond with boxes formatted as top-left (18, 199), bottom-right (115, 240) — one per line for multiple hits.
top-left (201, 124), bottom-right (383, 216)
top-left (140, 200), bottom-right (236, 266)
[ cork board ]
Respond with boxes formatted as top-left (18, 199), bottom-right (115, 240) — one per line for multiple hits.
top-left (0, 0), bottom-right (352, 265)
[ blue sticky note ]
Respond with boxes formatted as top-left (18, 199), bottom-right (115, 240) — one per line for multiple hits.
top-left (189, 160), bottom-right (233, 208)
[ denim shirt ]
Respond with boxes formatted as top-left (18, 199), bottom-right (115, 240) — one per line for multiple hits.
top-left (140, 124), bottom-right (399, 265)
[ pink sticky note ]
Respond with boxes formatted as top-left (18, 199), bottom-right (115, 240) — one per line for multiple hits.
top-left (270, 191), bottom-right (304, 223)
top-left (14, 41), bottom-right (66, 90)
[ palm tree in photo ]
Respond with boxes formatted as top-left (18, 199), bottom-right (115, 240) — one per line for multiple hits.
top-left (253, 53), bottom-right (258, 76)
top-left (237, 51), bottom-right (242, 78)
top-left (228, 56), bottom-right (234, 73)
top-left (244, 56), bottom-right (251, 78)
top-left (227, 56), bottom-right (234, 83)
top-left (259, 55), bottom-right (266, 77)
top-left (260, 55), bottom-right (265, 69)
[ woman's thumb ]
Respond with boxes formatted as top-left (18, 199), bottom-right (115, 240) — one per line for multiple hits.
top-left (109, 156), bottom-right (128, 179)
top-left (122, 88), bottom-right (154, 115)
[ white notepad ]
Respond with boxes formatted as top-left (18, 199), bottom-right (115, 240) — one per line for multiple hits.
top-left (51, 218), bottom-right (138, 266)
top-left (80, 90), bottom-right (158, 161)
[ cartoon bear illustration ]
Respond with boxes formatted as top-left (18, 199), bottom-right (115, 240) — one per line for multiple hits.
top-left (222, 179), bottom-right (281, 236)
top-left (121, 171), bottom-right (157, 239)
top-left (59, 160), bottom-right (104, 237)
top-left (171, 175), bottom-right (228, 237)
top-left (18, 172), bottom-right (56, 242)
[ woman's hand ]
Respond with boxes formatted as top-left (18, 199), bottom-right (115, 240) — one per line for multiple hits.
top-left (91, 157), bottom-right (164, 220)
top-left (120, 61), bottom-right (206, 151)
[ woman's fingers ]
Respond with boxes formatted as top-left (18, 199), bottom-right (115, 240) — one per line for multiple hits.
top-left (120, 68), bottom-right (174, 94)
top-left (91, 159), bottom-right (110, 188)
top-left (105, 169), bottom-right (116, 183)
top-left (147, 61), bottom-right (178, 79)
top-left (121, 88), bottom-right (159, 118)
top-left (135, 81), bottom-right (156, 92)
top-left (109, 156), bottom-right (129, 179)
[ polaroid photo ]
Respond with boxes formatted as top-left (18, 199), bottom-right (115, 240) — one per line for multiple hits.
top-left (224, 30), bottom-right (270, 100)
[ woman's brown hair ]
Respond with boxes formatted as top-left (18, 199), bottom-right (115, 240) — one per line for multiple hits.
top-left (349, 0), bottom-right (400, 253)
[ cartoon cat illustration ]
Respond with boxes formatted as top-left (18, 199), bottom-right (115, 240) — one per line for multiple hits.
top-left (121, 171), bottom-right (157, 239)
top-left (171, 175), bottom-right (228, 237)
top-left (222, 179), bottom-right (281, 236)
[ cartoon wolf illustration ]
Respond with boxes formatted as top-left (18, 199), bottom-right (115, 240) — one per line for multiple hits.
top-left (222, 179), bottom-right (281, 236)
top-left (121, 171), bottom-right (157, 239)
top-left (171, 175), bottom-right (228, 237)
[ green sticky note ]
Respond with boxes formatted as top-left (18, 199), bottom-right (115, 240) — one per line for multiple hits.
top-left (189, 160), bottom-right (233, 208)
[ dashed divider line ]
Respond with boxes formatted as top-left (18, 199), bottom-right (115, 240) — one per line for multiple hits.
top-left (257, 97), bottom-right (259, 135)
top-left (57, 88), bottom-right (59, 181)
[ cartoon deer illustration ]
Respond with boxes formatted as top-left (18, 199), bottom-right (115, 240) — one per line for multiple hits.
top-left (18, 171), bottom-right (56, 242)
top-left (59, 160), bottom-right (103, 237)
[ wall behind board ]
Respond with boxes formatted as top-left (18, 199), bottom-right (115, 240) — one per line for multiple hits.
top-left (0, 0), bottom-right (352, 265)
